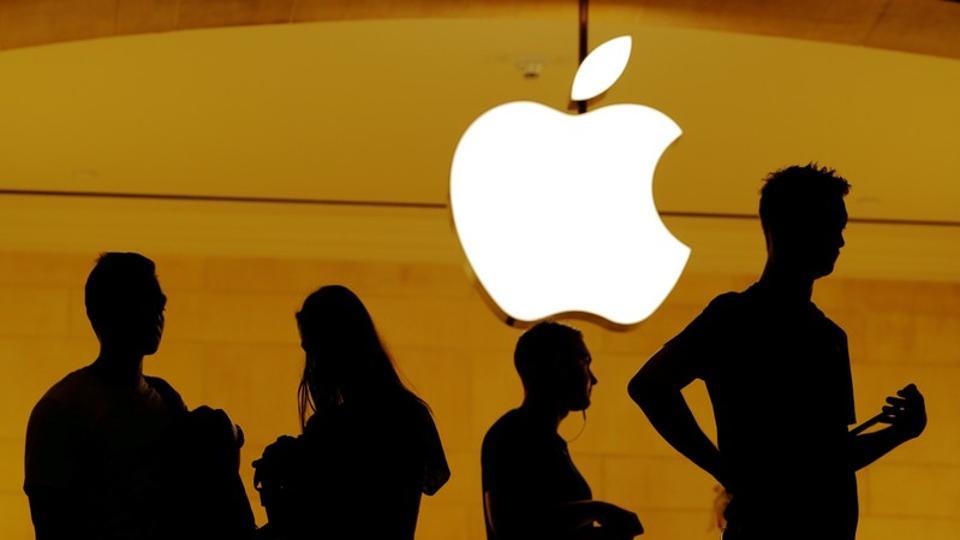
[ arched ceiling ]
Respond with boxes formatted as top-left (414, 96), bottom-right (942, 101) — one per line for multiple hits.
top-left (0, 0), bottom-right (959, 60)
top-left (1, 18), bottom-right (957, 220)
top-left (0, 16), bottom-right (958, 284)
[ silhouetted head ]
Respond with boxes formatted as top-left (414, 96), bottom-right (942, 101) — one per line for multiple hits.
top-left (85, 252), bottom-right (166, 355)
top-left (514, 321), bottom-right (596, 413)
top-left (296, 285), bottom-right (418, 429)
top-left (760, 164), bottom-right (850, 279)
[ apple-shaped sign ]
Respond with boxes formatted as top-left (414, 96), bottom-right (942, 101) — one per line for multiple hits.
top-left (450, 36), bottom-right (689, 325)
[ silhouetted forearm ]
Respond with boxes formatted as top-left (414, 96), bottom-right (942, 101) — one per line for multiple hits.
top-left (627, 360), bottom-right (730, 488)
top-left (493, 499), bottom-right (637, 540)
top-left (629, 378), bottom-right (724, 485)
top-left (849, 426), bottom-right (911, 471)
top-left (850, 384), bottom-right (926, 471)
top-left (554, 500), bottom-right (616, 531)
top-left (519, 500), bottom-right (614, 536)
top-left (629, 346), bottom-right (725, 486)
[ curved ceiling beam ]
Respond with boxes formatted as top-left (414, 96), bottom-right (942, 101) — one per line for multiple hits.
top-left (1, 0), bottom-right (959, 60)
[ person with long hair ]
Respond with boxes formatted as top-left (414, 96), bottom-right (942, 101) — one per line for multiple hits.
top-left (254, 285), bottom-right (449, 539)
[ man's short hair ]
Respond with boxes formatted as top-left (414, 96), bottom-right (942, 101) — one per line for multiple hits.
top-left (514, 321), bottom-right (584, 391)
top-left (759, 163), bottom-right (851, 235)
top-left (84, 252), bottom-right (158, 337)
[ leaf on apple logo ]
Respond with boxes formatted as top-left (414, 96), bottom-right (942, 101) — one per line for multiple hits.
top-left (570, 36), bottom-right (632, 102)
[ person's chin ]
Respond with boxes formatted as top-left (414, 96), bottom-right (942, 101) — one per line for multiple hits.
top-left (810, 258), bottom-right (837, 279)
top-left (571, 398), bottom-right (591, 411)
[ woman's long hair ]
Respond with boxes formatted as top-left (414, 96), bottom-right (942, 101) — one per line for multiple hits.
top-left (295, 285), bottom-right (422, 431)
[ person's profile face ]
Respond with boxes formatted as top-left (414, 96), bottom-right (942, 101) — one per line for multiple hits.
top-left (773, 198), bottom-right (847, 280)
top-left (562, 339), bottom-right (597, 412)
top-left (297, 313), bottom-right (348, 384)
top-left (109, 276), bottom-right (165, 355)
top-left (806, 198), bottom-right (847, 278)
top-left (135, 279), bottom-right (166, 355)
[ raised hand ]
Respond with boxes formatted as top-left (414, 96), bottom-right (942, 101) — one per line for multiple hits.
top-left (881, 383), bottom-right (926, 440)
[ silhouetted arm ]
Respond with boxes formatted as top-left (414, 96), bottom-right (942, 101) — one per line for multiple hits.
top-left (554, 500), bottom-right (642, 539)
top-left (850, 384), bottom-right (926, 471)
top-left (417, 403), bottom-right (450, 496)
top-left (629, 347), bottom-right (725, 487)
top-left (850, 428), bottom-right (908, 471)
top-left (487, 493), bottom-right (642, 540)
top-left (24, 399), bottom-right (90, 540)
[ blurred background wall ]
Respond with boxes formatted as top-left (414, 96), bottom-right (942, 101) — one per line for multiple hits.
top-left (1, 1), bottom-right (959, 538)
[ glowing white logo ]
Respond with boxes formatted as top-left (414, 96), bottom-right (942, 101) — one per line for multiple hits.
top-left (450, 36), bottom-right (689, 325)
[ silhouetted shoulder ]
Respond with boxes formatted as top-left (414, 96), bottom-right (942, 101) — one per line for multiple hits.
top-left (144, 375), bottom-right (188, 413)
top-left (33, 368), bottom-right (106, 418)
top-left (481, 415), bottom-right (503, 456)
top-left (24, 375), bottom-right (88, 495)
top-left (684, 291), bottom-right (747, 327)
top-left (651, 291), bottom-right (752, 382)
top-left (810, 303), bottom-right (848, 341)
top-left (332, 389), bottom-right (450, 495)
top-left (481, 408), bottom-right (584, 493)
top-left (663, 291), bottom-right (744, 351)
top-left (482, 409), bottom-right (527, 455)
top-left (379, 389), bottom-right (436, 434)
top-left (708, 290), bottom-right (753, 314)
top-left (26, 368), bottom-right (96, 438)
top-left (482, 410), bottom-right (520, 458)
top-left (33, 369), bottom-right (185, 415)
top-left (43, 368), bottom-right (93, 399)
top-left (25, 369), bottom-right (189, 494)
top-left (481, 410), bottom-right (529, 489)
top-left (481, 409), bottom-right (525, 491)
top-left (481, 408), bottom-right (592, 539)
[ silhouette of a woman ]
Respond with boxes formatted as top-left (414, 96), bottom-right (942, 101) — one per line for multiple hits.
top-left (254, 286), bottom-right (449, 539)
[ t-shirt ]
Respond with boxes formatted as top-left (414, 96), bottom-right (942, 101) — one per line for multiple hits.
top-left (481, 408), bottom-right (592, 540)
top-left (664, 284), bottom-right (857, 539)
top-left (266, 389), bottom-right (449, 540)
top-left (24, 366), bottom-right (187, 540)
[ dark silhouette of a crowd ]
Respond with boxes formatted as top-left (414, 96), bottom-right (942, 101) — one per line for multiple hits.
top-left (23, 164), bottom-right (927, 539)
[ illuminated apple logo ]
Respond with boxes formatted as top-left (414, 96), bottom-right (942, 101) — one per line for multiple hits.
top-left (450, 36), bottom-right (689, 325)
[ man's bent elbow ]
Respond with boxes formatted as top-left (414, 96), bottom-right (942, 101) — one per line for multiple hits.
top-left (628, 371), bottom-right (656, 408)
top-left (629, 365), bottom-right (684, 413)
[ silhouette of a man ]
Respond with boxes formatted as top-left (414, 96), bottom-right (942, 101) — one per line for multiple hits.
top-left (483, 322), bottom-right (643, 540)
top-left (628, 165), bottom-right (926, 540)
top-left (24, 253), bottom-right (252, 539)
